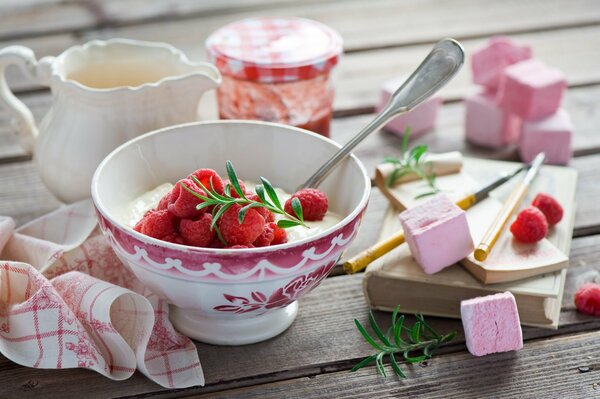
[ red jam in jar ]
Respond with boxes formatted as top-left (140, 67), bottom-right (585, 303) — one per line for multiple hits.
top-left (206, 18), bottom-right (343, 137)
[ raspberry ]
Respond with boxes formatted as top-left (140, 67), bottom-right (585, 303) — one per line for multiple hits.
top-left (227, 245), bottom-right (254, 249)
top-left (157, 191), bottom-right (174, 210)
top-left (162, 233), bottom-right (186, 245)
top-left (574, 283), bottom-right (600, 316)
top-left (271, 223), bottom-right (288, 245)
top-left (224, 179), bottom-right (248, 198)
top-left (133, 218), bottom-right (145, 232)
top-left (254, 222), bottom-right (275, 247)
top-left (208, 236), bottom-right (225, 249)
top-left (218, 204), bottom-right (265, 246)
top-left (140, 209), bottom-right (177, 239)
top-left (531, 193), bottom-right (563, 226)
top-left (179, 213), bottom-right (215, 247)
top-left (168, 179), bottom-right (206, 219)
top-left (284, 188), bottom-right (328, 221)
top-left (246, 194), bottom-right (274, 222)
top-left (509, 207), bottom-right (548, 243)
top-left (191, 169), bottom-right (225, 194)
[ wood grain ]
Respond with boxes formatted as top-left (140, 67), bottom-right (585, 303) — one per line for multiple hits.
top-left (0, 231), bottom-right (599, 398)
top-left (192, 330), bottom-right (600, 399)
top-left (3, 1), bottom-right (600, 110)
top-left (3, 0), bottom-right (599, 46)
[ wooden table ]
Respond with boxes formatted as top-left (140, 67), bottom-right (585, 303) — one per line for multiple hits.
top-left (1, 1), bottom-right (599, 398)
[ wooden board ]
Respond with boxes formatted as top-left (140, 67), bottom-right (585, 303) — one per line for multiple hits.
top-left (1, 232), bottom-right (599, 398)
top-left (191, 330), bottom-right (600, 399)
top-left (2, 2), bottom-right (600, 111)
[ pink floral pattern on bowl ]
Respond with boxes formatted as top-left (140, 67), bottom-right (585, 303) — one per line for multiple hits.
top-left (96, 209), bottom-right (363, 283)
top-left (213, 260), bottom-right (336, 314)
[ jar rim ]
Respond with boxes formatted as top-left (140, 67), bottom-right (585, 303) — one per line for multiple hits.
top-left (206, 17), bottom-right (343, 83)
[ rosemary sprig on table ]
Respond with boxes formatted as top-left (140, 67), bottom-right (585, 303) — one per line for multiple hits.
top-left (352, 306), bottom-right (456, 378)
top-left (384, 127), bottom-right (440, 199)
top-left (180, 160), bottom-right (308, 233)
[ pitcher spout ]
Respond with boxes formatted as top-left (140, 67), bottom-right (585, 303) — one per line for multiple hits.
top-left (179, 61), bottom-right (221, 91)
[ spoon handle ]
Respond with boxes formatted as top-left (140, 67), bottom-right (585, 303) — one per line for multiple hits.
top-left (298, 38), bottom-right (465, 190)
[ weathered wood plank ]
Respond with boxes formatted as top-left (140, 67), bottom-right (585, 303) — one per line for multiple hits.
top-left (3, 4), bottom-right (600, 108)
top-left (0, 0), bottom-right (334, 40)
top-left (0, 233), bottom-right (599, 398)
top-left (335, 25), bottom-right (600, 111)
top-left (3, 0), bottom-right (599, 49)
top-left (1, 81), bottom-right (599, 165)
top-left (192, 330), bottom-right (600, 399)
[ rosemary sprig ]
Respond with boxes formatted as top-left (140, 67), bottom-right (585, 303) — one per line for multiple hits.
top-left (180, 161), bottom-right (308, 235)
top-left (352, 306), bottom-right (456, 378)
top-left (384, 127), bottom-right (440, 199)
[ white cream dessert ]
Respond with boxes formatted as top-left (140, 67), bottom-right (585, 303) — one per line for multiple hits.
top-left (125, 181), bottom-right (342, 244)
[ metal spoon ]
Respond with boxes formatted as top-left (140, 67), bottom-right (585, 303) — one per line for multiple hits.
top-left (298, 38), bottom-right (465, 190)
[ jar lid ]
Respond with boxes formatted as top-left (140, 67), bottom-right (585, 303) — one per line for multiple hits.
top-left (206, 17), bottom-right (343, 83)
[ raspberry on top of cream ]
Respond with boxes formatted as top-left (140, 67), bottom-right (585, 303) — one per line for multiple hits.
top-left (125, 180), bottom-right (342, 246)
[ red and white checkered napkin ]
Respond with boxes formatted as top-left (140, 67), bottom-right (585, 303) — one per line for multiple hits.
top-left (0, 200), bottom-right (204, 388)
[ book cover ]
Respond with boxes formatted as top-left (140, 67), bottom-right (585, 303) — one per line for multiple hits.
top-left (364, 158), bottom-right (577, 328)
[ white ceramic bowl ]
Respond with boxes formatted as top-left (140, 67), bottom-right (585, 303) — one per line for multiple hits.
top-left (92, 121), bottom-right (370, 345)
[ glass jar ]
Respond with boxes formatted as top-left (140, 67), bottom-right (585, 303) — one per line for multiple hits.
top-left (206, 18), bottom-right (343, 137)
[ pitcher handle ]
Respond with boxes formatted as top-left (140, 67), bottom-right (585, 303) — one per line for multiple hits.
top-left (0, 46), bottom-right (52, 154)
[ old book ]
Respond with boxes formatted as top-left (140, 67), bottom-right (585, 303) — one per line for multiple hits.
top-left (364, 158), bottom-right (577, 328)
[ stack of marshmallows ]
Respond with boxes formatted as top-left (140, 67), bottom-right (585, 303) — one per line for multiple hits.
top-left (466, 36), bottom-right (573, 165)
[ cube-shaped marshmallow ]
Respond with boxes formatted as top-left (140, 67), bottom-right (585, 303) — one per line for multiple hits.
top-left (377, 77), bottom-right (442, 137)
top-left (465, 92), bottom-right (521, 148)
top-left (519, 108), bottom-right (573, 165)
top-left (399, 194), bottom-right (474, 274)
top-left (497, 60), bottom-right (567, 120)
top-left (471, 36), bottom-right (532, 89)
top-left (461, 292), bottom-right (523, 357)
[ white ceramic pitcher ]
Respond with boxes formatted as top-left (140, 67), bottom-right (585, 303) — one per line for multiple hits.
top-left (0, 39), bottom-right (221, 203)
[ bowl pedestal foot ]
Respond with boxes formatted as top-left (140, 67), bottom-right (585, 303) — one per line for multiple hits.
top-left (169, 301), bottom-right (299, 345)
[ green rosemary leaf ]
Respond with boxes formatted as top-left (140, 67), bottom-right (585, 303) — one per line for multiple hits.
top-left (375, 352), bottom-right (387, 378)
top-left (409, 321), bottom-right (421, 343)
top-left (414, 190), bottom-right (438, 200)
top-left (351, 355), bottom-right (377, 372)
top-left (179, 181), bottom-right (213, 203)
top-left (237, 203), bottom-right (264, 225)
top-left (392, 305), bottom-right (400, 327)
top-left (389, 353), bottom-right (406, 378)
top-left (291, 197), bottom-right (304, 222)
top-left (211, 202), bottom-right (234, 230)
top-left (277, 219), bottom-right (302, 229)
top-left (394, 314), bottom-right (406, 347)
top-left (383, 156), bottom-right (402, 165)
top-left (401, 127), bottom-right (411, 156)
top-left (386, 168), bottom-right (415, 187)
top-left (225, 160), bottom-right (245, 198)
top-left (260, 177), bottom-right (281, 209)
top-left (254, 185), bottom-right (270, 206)
top-left (224, 183), bottom-right (232, 197)
top-left (403, 350), bottom-right (428, 364)
top-left (415, 313), bottom-right (439, 339)
top-left (368, 311), bottom-right (391, 348)
top-left (354, 319), bottom-right (384, 351)
top-left (196, 201), bottom-right (217, 211)
top-left (214, 224), bottom-right (227, 246)
top-left (409, 144), bottom-right (428, 163)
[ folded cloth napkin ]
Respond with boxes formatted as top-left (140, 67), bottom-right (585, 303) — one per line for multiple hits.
top-left (0, 200), bottom-right (204, 388)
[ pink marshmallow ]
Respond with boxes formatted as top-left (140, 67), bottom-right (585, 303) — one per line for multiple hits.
top-left (497, 59), bottom-right (567, 120)
top-left (461, 291), bottom-right (523, 357)
top-left (519, 108), bottom-right (573, 165)
top-left (465, 92), bottom-right (521, 148)
top-left (399, 194), bottom-right (474, 274)
top-left (471, 36), bottom-right (532, 89)
top-left (377, 77), bottom-right (442, 137)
